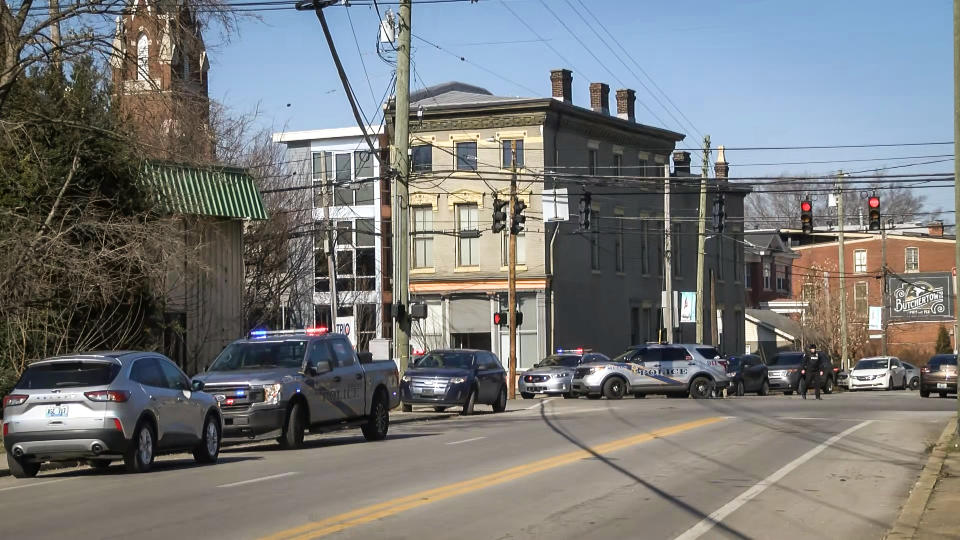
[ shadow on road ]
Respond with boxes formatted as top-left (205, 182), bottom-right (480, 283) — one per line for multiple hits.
top-left (38, 455), bottom-right (263, 478)
top-left (537, 401), bottom-right (753, 540)
top-left (221, 432), bottom-right (438, 454)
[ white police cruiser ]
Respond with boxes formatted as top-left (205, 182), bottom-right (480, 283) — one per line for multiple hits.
top-left (571, 343), bottom-right (730, 399)
top-left (518, 349), bottom-right (610, 399)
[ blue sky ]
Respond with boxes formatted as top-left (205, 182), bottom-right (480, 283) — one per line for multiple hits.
top-left (209, 0), bottom-right (954, 212)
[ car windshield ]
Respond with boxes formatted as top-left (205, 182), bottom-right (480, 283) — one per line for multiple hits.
top-left (208, 340), bottom-right (307, 371)
top-left (415, 351), bottom-right (474, 369)
top-left (16, 361), bottom-right (121, 389)
top-left (855, 359), bottom-right (889, 370)
top-left (537, 355), bottom-right (581, 368)
top-left (929, 355), bottom-right (958, 368)
top-left (768, 353), bottom-right (803, 366)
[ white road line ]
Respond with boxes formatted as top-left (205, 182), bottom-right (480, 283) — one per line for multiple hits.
top-left (446, 437), bottom-right (486, 445)
top-left (523, 398), bottom-right (555, 411)
top-left (673, 420), bottom-right (872, 540)
top-left (217, 472), bottom-right (298, 488)
top-left (0, 478), bottom-right (71, 492)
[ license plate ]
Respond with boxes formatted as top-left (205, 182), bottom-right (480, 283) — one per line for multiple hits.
top-left (233, 417), bottom-right (249, 426)
top-left (420, 389), bottom-right (435, 396)
top-left (46, 406), bottom-right (68, 418)
top-left (938, 383), bottom-right (948, 389)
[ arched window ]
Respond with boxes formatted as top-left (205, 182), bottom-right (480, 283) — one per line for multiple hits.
top-left (136, 33), bottom-right (149, 81)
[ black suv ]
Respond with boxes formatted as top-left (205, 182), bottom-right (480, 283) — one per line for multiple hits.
top-left (766, 350), bottom-right (837, 395)
top-left (726, 354), bottom-right (769, 396)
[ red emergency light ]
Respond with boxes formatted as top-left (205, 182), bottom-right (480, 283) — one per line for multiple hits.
top-left (305, 326), bottom-right (328, 336)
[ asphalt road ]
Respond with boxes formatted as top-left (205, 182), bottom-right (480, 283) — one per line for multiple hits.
top-left (0, 390), bottom-right (955, 540)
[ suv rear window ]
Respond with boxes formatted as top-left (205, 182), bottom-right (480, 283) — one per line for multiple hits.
top-left (695, 347), bottom-right (720, 360)
top-left (928, 355), bottom-right (958, 368)
top-left (16, 361), bottom-right (121, 389)
top-left (768, 352), bottom-right (804, 366)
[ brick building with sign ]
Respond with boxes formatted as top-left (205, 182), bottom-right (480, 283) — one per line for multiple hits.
top-left (788, 224), bottom-right (956, 363)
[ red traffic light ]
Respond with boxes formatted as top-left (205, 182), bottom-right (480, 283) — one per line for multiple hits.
top-left (493, 312), bottom-right (506, 326)
top-left (800, 200), bottom-right (812, 212)
top-left (868, 196), bottom-right (880, 209)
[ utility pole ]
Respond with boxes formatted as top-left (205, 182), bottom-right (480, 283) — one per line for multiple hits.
top-left (881, 220), bottom-right (889, 355)
top-left (508, 147), bottom-right (518, 399)
top-left (391, 0), bottom-right (413, 375)
top-left (323, 186), bottom-right (338, 329)
top-left (837, 171), bottom-right (849, 371)
top-left (663, 163), bottom-right (674, 343)
top-left (696, 136), bottom-right (710, 343)
top-left (953, 0), bottom-right (960, 423)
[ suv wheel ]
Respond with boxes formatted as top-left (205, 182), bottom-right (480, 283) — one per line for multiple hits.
top-left (910, 377), bottom-right (920, 390)
top-left (824, 377), bottom-right (834, 395)
top-left (492, 386), bottom-right (507, 412)
top-left (124, 420), bottom-right (155, 473)
top-left (758, 379), bottom-right (769, 396)
top-left (193, 413), bottom-right (221, 464)
top-left (735, 382), bottom-right (745, 397)
top-left (520, 392), bottom-right (535, 399)
top-left (689, 376), bottom-right (712, 399)
top-left (602, 377), bottom-right (626, 400)
top-left (361, 394), bottom-right (389, 441)
top-left (460, 387), bottom-right (477, 415)
top-left (7, 453), bottom-right (40, 478)
top-left (279, 402), bottom-right (306, 449)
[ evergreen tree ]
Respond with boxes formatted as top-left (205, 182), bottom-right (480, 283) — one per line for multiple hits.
top-left (935, 325), bottom-right (952, 354)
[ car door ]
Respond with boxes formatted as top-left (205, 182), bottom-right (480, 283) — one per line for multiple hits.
top-left (891, 358), bottom-right (905, 386)
top-left (329, 338), bottom-right (365, 418)
top-left (628, 348), bottom-right (662, 391)
top-left (129, 357), bottom-right (183, 448)
top-left (742, 355), bottom-right (762, 392)
top-left (157, 357), bottom-right (203, 445)
top-left (661, 346), bottom-right (692, 390)
top-left (303, 340), bottom-right (340, 423)
top-left (475, 353), bottom-right (500, 404)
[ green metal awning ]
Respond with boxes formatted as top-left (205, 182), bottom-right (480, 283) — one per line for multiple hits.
top-left (142, 162), bottom-right (269, 220)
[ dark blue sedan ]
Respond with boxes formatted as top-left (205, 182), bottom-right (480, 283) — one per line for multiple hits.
top-left (400, 349), bottom-right (507, 415)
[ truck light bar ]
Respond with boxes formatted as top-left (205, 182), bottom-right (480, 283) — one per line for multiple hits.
top-left (249, 328), bottom-right (328, 339)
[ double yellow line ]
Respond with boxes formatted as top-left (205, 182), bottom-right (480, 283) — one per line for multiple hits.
top-left (263, 416), bottom-right (726, 540)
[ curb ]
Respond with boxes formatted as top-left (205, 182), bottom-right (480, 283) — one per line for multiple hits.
top-left (885, 416), bottom-right (958, 540)
top-left (0, 410), bottom-right (460, 479)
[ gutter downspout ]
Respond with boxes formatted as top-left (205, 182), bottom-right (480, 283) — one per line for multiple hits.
top-left (548, 222), bottom-right (560, 354)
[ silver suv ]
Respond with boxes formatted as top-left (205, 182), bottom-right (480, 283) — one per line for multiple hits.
top-left (2, 352), bottom-right (223, 478)
top-left (571, 344), bottom-right (731, 399)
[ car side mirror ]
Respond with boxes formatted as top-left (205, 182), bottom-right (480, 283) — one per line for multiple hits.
top-left (191, 379), bottom-right (205, 392)
top-left (314, 360), bottom-right (332, 375)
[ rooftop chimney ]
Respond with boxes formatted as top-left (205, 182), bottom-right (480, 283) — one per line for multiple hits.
top-left (550, 69), bottom-right (573, 103)
top-left (927, 220), bottom-right (945, 237)
top-left (589, 82), bottom-right (610, 115)
top-left (616, 88), bottom-right (635, 122)
top-left (672, 151), bottom-right (691, 175)
top-left (714, 145), bottom-right (729, 179)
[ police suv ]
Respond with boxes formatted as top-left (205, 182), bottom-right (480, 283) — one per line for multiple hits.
top-left (571, 343), bottom-right (731, 399)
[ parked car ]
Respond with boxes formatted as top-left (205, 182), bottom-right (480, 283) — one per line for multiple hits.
top-left (836, 370), bottom-right (850, 389)
top-left (519, 349), bottom-right (610, 399)
top-left (571, 343), bottom-right (730, 399)
top-left (194, 328), bottom-right (399, 448)
top-left (848, 356), bottom-right (908, 391)
top-left (400, 349), bottom-right (507, 415)
top-left (2, 352), bottom-right (223, 478)
top-left (920, 354), bottom-right (958, 398)
top-left (903, 362), bottom-right (921, 390)
top-left (726, 354), bottom-right (769, 396)
top-left (766, 351), bottom-right (837, 395)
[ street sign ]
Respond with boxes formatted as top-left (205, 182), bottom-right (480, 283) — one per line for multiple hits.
top-left (542, 188), bottom-right (569, 222)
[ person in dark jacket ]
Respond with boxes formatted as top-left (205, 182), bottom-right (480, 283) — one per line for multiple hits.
top-left (800, 344), bottom-right (826, 400)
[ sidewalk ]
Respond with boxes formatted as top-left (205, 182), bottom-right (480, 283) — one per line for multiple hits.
top-left (886, 417), bottom-right (960, 539)
top-left (0, 406), bottom-right (460, 478)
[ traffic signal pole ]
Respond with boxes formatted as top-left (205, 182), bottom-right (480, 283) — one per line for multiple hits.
top-left (953, 0), bottom-right (960, 426)
top-left (392, 0), bottom-right (413, 376)
top-left (508, 147), bottom-right (518, 399)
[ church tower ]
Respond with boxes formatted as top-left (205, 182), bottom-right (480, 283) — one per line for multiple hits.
top-left (111, 0), bottom-right (213, 161)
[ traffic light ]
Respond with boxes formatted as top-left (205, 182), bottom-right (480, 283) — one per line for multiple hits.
top-left (712, 192), bottom-right (726, 233)
top-left (868, 195), bottom-right (881, 231)
top-left (492, 198), bottom-right (508, 233)
top-left (493, 311), bottom-right (507, 327)
top-left (511, 197), bottom-right (527, 235)
top-left (579, 192), bottom-right (592, 231)
top-left (800, 199), bottom-right (813, 234)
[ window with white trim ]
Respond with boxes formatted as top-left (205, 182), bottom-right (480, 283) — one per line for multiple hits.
top-left (501, 231), bottom-right (526, 267)
top-left (854, 249), bottom-right (867, 273)
top-left (456, 204), bottom-right (479, 266)
top-left (763, 263), bottom-right (771, 290)
top-left (854, 281), bottom-right (868, 316)
top-left (412, 206), bottom-right (433, 269)
top-left (136, 34), bottom-right (149, 81)
top-left (905, 247), bottom-right (919, 272)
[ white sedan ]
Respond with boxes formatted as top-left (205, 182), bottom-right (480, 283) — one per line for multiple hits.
top-left (848, 356), bottom-right (908, 391)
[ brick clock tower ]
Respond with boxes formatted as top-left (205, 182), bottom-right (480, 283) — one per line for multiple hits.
top-left (110, 0), bottom-right (213, 161)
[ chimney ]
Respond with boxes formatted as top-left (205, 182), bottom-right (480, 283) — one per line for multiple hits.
top-left (714, 145), bottom-right (729, 179)
top-left (927, 220), bottom-right (944, 237)
top-left (550, 69), bottom-right (573, 103)
top-left (615, 88), bottom-right (635, 121)
top-left (672, 151), bottom-right (691, 175)
top-left (589, 82), bottom-right (610, 114)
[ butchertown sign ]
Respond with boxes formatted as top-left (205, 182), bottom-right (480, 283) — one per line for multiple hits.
top-left (888, 272), bottom-right (954, 320)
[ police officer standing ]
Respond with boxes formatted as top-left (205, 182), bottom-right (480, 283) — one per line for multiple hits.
top-left (800, 344), bottom-right (825, 400)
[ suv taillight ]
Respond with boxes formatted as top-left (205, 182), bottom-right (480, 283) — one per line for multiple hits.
top-left (84, 390), bottom-right (129, 402)
top-left (2, 394), bottom-right (27, 407)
